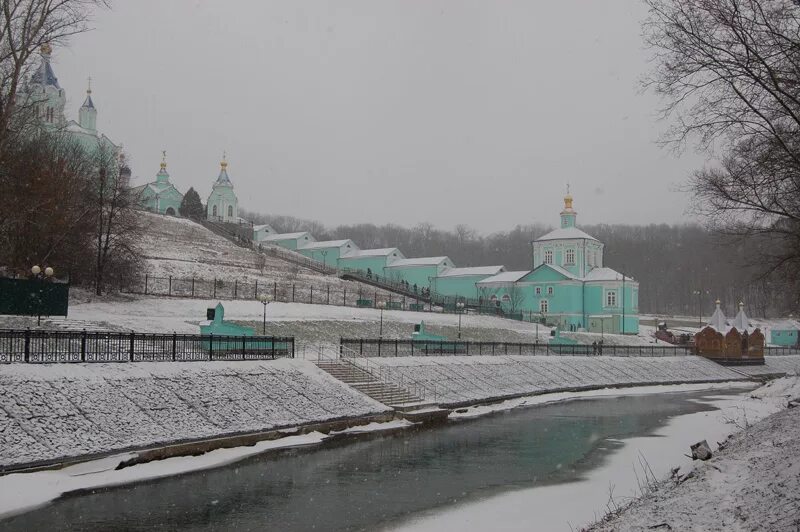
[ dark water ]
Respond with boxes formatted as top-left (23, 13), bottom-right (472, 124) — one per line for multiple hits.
top-left (0, 391), bottom-right (734, 532)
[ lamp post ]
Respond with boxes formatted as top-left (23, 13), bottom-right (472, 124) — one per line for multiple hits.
top-left (257, 293), bottom-right (271, 335)
top-left (692, 289), bottom-right (703, 327)
top-left (31, 265), bottom-right (54, 325)
top-left (377, 301), bottom-right (386, 337)
top-left (320, 250), bottom-right (328, 268)
top-left (456, 301), bottom-right (465, 339)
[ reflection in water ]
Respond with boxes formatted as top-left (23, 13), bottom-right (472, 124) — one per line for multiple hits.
top-left (1, 391), bottom-right (729, 532)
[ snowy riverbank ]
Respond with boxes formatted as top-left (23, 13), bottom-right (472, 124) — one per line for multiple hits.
top-left (361, 354), bottom-right (749, 406)
top-left (587, 376), bottom-right (800, 532)
top-left (0, 359), bottom-right (389, 469)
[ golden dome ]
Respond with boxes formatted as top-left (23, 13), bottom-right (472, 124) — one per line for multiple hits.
top-left (160, 150), bottom-right (167, 170)
top-left (563, 194), bottom-right (574, 211)
top-left (220, 151), bottom-right (228, 169)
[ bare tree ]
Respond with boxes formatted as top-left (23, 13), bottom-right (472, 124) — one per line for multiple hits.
top-left (644, 0), bottom-right (800, 294)
top-left (0, 0), bottom-right (108, 154)
top-left (88, 144), bottom-right (141, 295)
top-left (504, 283), bottom-right (525, 315)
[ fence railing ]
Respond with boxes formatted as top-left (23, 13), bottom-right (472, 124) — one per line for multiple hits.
top-left (123, 274), bottom-right (483, 314)
top-left (339, 339), bottom-right (800, 358)
top-left (0, 329), bottom-right (295, 363)
top-left (339, 338), bottom-right (700, 357)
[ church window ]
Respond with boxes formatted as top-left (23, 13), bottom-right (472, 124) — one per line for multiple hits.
top-left (535, 287), bottom-right (541, 295)
top-left (565, 249), bottom-right (575, 265)
top-left (544, 250), bottom-right (553, 264)
top-left (212, 205), bottom-right (218, 217)
top-left (547, 286), bottom-right (554, 296)
top-left (502, 294), bottom-right (510, 303)
top-left (606, 290), bottom-right (617, 307)
top-left (540, 299), bottom-right (549, 313)
top-left (227, 205), bottom-right (233, 218)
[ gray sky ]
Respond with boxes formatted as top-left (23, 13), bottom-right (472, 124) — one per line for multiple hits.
top-left (53, 0), bottom-right (706, 233)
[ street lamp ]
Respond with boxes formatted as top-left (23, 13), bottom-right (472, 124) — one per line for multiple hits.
top-left (456, 301), bottom-right (465, 339)
top-left (377, 301), bottom-right (386, 337)
top-left (692, 289), bottom-right (703, 327)
top-left (258, 293), bottom-right (271, 335)
top-left (31, 265), bottom-right (54, 325)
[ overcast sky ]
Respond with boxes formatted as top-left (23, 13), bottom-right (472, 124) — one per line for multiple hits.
top-left (52, 0), bottom-right (706, 233)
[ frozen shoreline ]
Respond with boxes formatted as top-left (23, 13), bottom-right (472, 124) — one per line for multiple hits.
top-left (390, 378), bottom-right (796, 532)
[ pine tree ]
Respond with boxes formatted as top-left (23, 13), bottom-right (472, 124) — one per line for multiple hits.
top-left (179, 187), bottom-right (205, 219)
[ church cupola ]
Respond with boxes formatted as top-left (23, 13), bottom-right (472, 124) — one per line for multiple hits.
top-left (156, 151), bottom-right (170, 183)
top-left (560, 188), bottom-right (577, 228)
top-left (78, 78), bottom-right (97, 132)
top-left (28, 43), bottom-right (66, 127)
top-left (214, 153), bottom-right (233, 187)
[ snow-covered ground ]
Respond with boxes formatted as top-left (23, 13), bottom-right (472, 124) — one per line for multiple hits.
top-left (392, 378), bottom-right (798, 532)
top-left (134, 211), bottom-right (398, 300)
top-left (0, 359), bottom-right (389, 469)
top-left (588, 377), bottom-right (800, 532)
top-left (2, 296), bottom-right (554, 347)
top-left (360, 355), bottom-right (749, 406)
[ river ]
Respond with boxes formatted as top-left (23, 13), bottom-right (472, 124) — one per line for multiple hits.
top-left (0, 388), bottom-right (751, 531)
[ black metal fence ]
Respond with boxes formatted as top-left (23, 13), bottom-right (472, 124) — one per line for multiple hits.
top-left (0, 329), bottom-right (295, 363)
top-left (123, 274), bottom-right (464, 313)
top-left (340, 339), bottom-right (800, 358)
top-left (340, 338), bottom-right (699, 357)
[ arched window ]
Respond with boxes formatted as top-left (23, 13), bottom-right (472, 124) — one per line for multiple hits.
top-left (502, 294), bottom-right (511, 303)
top-left (544, 250), bottom-right (553, 264)
top-left (212, 205), bottom-right (218, 217)
top-left (227, 205), bottom-right (233, 218)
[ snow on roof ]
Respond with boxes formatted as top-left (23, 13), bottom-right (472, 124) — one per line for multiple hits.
top-left (731, 304), bottom-right (750, 331)
top-left (253, 224), bottom-right (274, 232)
top-left (535, 227), bottom-right (598, 242)
top-left (476, 270), bottom-right (530, 285)
top-left (341, 247), bottom-right (402, 258)
top-left (299, 239), bottom-right (355, 250)
top-left (544, 264), bottom-right (580, 280)
top-left (385, 256), bottom-right (451, 268)
top-left (583, 267), bottom-right (632, 282)
top-left (708, 302), bottom-right (727, 332)
top-left (769, 320), bottom-right (799, 330)
top-left (262, 232), bottom-right (311, 242)
top-left (437, 266), bottom-right (505, 278)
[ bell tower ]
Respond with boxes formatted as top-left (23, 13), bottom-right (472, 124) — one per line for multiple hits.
top-left (560, 186), bottom-right (577, 228)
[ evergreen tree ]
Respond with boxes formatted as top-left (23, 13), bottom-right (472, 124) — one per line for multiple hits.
top-left (179, 187), bottom-right (205, 219)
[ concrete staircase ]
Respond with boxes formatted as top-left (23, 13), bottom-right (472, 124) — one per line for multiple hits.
top-left (316, 360), bottom-right (426, 408)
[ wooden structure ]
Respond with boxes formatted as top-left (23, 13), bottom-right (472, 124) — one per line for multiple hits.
top-left (694, 325), bottom-right (764, 365)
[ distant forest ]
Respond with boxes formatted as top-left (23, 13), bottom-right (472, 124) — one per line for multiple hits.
top-left (242, 209), bottom-right (797, 318)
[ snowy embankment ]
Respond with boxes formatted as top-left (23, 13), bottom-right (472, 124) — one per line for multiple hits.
top-left (0, 360), bottom-right (389, 470)
top-left (361, 355), bottom-right (749, 407)
top-left (22, 297), bottom-right (551, 346)
top-left (588, 376), bottom-right (800, 532)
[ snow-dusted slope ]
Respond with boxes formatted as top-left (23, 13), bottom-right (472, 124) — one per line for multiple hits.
top-left (361, 355), bottom-right (748, 406)
top-left (0, 360), bottom-right (389, 469)
top-left (134, 212), bottom-right (396, 297)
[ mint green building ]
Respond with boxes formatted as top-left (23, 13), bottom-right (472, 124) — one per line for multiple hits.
top-left (769, 322), bottom-right (799, 346)
top-left (297, 239), bottom-right (358, 268)
top-left (207, 156), bottom-right (239, 223)
top-left (261, 232), bottom-right (315, 250)
top-left (431, 266), bottom-right (506, 299)
top-left (384, 257), bottom-right (454, 291)
top-left (253, 224), bottom-right (277, 242)
top-left (130, 154), bottom-right (184, 215)
top-left (477, 194), bottom-right (639, 334)
top-left (338, 248), bottom-right (405, 275)
top-left (25, 44), bottom-right (120, 159)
